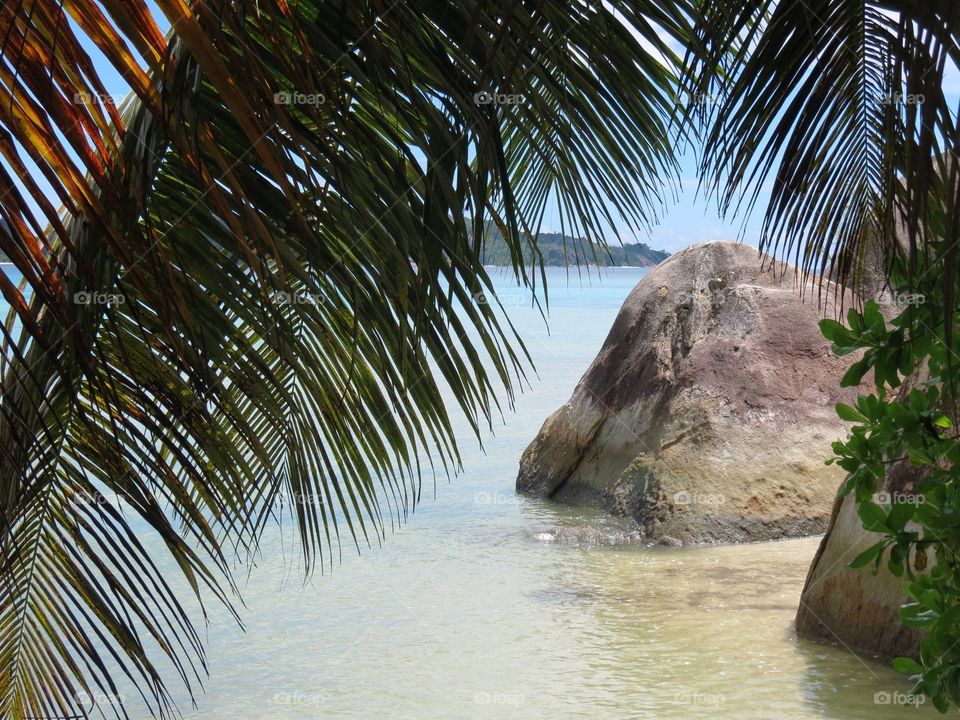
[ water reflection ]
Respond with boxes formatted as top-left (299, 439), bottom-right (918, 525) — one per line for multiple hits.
top-left (2, 266), bottom-right (937, 719)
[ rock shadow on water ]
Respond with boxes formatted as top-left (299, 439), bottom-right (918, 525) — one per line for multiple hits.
top-left (794, 634), bottom-right (942, 719)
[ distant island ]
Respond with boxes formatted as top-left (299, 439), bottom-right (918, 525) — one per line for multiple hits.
top-left (0, 236), bottom-right (669, 268)
top-left (477, 228), bottom-right (669, 267)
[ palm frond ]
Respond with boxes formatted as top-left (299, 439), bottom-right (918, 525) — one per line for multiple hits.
top-left (684, 0), bottom-right (960, 301)
top-left (0, 1), bottom-right (692, 717)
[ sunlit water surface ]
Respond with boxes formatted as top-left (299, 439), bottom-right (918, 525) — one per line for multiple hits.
top-left (0, 264), bottom-right (937, 719)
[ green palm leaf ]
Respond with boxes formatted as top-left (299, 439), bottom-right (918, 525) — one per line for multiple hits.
top-left (0, 1), bottom-right (691, 717)
top-left (685, 0), bottom-right (959, 298)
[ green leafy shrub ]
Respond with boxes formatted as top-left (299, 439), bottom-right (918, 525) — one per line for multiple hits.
top-left (823, 257), bottom-right (960, 712)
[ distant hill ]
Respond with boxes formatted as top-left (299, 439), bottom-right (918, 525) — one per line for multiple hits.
top-left (477, 229), bottom-right (669, 267)
top-left (0, 235), bottom-right (669, 267)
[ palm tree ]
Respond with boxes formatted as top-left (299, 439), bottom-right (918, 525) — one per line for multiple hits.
top-left (3, 0), bottom-right (958, 717)
top-left (0, 1), bottom-right (692, 717)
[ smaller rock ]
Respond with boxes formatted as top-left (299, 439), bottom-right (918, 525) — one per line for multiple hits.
top-left (795, 422), bottom-right (929, 660)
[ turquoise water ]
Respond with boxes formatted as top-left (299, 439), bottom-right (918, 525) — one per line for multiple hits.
top-left (0, 265), bottom-right (936, 719)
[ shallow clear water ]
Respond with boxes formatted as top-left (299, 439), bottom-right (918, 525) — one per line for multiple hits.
top-left (1, 265), bottom-right (938, 718)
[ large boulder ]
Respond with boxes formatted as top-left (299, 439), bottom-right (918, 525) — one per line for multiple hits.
top-left (516, 241), bottom-right (866, 545)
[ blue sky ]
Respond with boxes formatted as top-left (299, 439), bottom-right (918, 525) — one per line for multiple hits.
top-left (74, 7), bottom-right (744, 257)
top-left (9, 6), bottom-right (960, 261)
